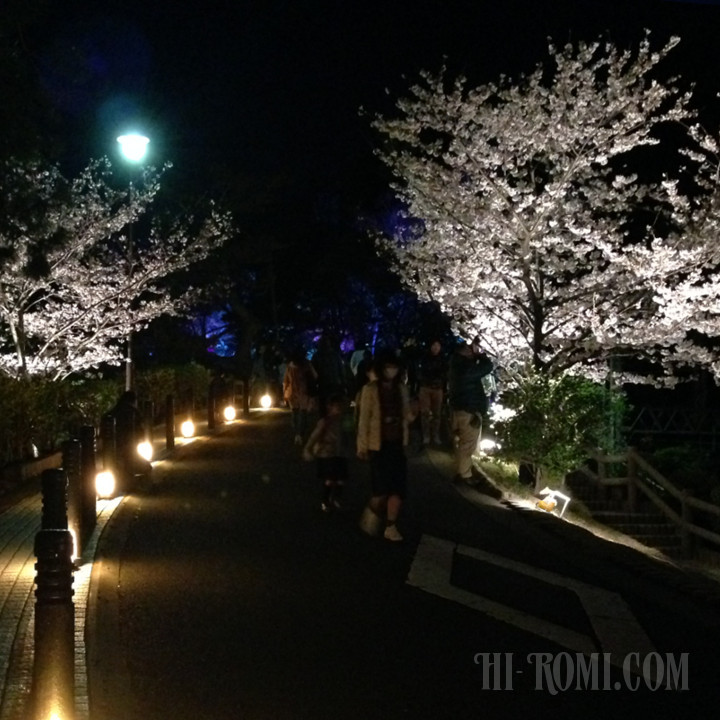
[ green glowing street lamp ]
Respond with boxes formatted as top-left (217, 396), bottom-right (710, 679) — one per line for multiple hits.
top-left (117, 133), bottom-right (149, 163)
top-left (117, 132), bottom-right (149, 391)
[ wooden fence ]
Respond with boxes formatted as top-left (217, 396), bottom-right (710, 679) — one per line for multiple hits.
top-left (582, 448), bottom-right (720, 557)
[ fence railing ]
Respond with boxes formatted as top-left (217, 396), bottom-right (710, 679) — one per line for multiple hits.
top-left (581, 448), bottom-right (720, 557)
top-left (624, 407), bottom-right (720, 448)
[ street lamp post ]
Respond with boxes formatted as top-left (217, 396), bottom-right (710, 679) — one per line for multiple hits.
top-left (117, 133), bottom-right (149, 392)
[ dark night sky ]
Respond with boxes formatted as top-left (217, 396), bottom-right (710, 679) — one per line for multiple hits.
top-left (20, 0), bottom-right (720, 243)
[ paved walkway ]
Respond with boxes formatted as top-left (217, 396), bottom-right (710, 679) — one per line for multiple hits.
top-left (1, 412), bottom-right (720, 718)
top-left (0, 492), bottom-right (41, 720)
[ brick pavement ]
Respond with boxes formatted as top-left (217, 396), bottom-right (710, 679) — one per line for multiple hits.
top-left (0, 491), bottom-right (123, 720)
top-left (0, 493), bottom-right (40, 720)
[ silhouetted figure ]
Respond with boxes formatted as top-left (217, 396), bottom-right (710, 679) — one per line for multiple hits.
top-left (312, 334), bottom-right (347, 416)
top-left (283, 347), bottom-right (318, 445)
top-left (418, 339), bottom-right (448, 445)
top-left (448, 339), bottom-right (493, 482)
top-left (303, 394), bottom-right (349, 511)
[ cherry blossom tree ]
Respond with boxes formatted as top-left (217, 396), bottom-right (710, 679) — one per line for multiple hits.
top-left (0, 157), bottom-right (233, 379)
top-left (372, 33), bottom-right (720, 386)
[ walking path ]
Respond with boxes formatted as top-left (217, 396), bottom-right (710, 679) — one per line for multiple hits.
top-left (1, 411), bottom-right (719, 718)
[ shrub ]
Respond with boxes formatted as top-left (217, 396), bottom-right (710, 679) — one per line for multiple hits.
top-left (0, 363), bottom-right (212, 467)
top-left (135, 368), bottom-right (176, 421)
top-left (172, 362), bottom-right (211, 414)
top-left (490, 371), bottom-right (626, 489)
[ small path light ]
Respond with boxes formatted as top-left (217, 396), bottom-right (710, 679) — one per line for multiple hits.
top-left (536, 486), bottom-right (572, 518)
top-left (260, 394), bottom-right (272, 409)
top-left (95, 470), bottom-right (116, 499)
top-left (223, 405), bottom-right (236, 422)
top-left (137, 440), bottom-right (153, 462)
top-left (181, 419), bottom-right (195, 438)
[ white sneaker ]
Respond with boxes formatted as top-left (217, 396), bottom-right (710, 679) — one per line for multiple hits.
top-left (384, 524), bottom-right (403, 542)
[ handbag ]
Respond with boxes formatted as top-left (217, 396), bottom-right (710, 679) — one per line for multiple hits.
top-left (358, 505), bottom-right (384, 537)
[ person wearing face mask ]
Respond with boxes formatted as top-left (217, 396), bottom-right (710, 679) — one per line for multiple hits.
top-left (356, 351), bottom-right (414, 541)
top-left (448, 338), bottom-right (494, 484)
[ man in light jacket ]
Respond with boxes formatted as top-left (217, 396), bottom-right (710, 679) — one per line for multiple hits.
top-left (448, 339), bottom-right (494, 483)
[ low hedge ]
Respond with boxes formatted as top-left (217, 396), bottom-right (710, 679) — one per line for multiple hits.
top-left (0, 363), bottom-right (211, 466)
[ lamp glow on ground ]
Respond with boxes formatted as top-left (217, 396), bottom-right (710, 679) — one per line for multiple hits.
top-left (69, 526), bottom-right (79, 562)
top-left (223, 405), bottom-right (236, 421)
top-left (95, 470), bottom-right (116, 499)
top-left (181, 419), bottom-right (195, 438)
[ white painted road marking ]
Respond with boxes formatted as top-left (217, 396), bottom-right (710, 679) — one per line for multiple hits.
top-left (407, 535), bottom-right (656, 666)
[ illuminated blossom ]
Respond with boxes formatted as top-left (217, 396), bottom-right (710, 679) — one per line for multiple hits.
top-left (373, 34), bottom-right (720, 385)
top-left (0, 157), bottom-right (233, 379)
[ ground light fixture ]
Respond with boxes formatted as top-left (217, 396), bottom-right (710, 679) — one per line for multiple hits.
top-left (223, 405), bottom-right (236, 421)
top-left (536, 486), bottom-right (572, 518)
top-left (137, 440), bottom-right (153, 461)
top-left (181, 419), bottom-right (195, 438)
top-left (260, 394), bottom-right (272, 409)
top-left (95, 470), bottom-right (116, 499)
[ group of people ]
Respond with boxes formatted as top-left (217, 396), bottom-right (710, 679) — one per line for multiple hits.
top-left (282, 336), bottom-right (496, 542)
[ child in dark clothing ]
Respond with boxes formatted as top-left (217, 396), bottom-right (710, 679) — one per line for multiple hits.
top-left (303, 394), bottom-right (349, 511)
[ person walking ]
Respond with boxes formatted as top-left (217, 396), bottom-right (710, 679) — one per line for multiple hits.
top-left (312, 333), bottom-right (347, 417)
top-left (353, 349), bottom-right (373, 396)
top-left (303, 394), bottom-right (349, 511)
top-left (448, 338), bottom-right (494, 483)
top-left (283, 347), bottom-right (317, 445)
top-left (417, 339), bottom-right (448, 446)
top-left (356, 351), bottom-right (413, 542)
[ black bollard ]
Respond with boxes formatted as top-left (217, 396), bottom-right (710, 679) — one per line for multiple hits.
top-left (62, 439), bottom-right (83, 558)
top-left (100, 412), bottom-right (117, 474)
top-left (114, 401), bottom-right (135, 494)
top-left (79, 425), bottom-right (97, 541)
top-left (165, 394), bottom-right (175, 450)
top-left (32, 528), bottom-right (75, 720)
top-left (41, 468), bottom-right (68, 531)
